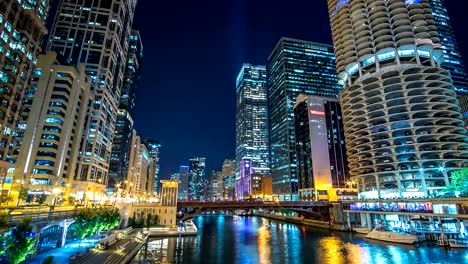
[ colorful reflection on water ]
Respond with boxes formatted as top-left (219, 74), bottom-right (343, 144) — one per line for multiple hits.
top-left (132, 215), bottom-right (468, 264)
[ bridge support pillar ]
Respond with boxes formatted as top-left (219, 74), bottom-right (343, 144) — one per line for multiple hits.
top-left (366, 213), bottom-right (371, 231)
top-left (346, 212), bottom-right (351, 230)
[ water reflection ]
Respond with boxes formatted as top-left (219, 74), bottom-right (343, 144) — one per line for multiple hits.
top-left (132, 215), bottom-right (468, 264)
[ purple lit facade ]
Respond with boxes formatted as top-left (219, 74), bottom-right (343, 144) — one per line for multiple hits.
top-left (235, 160), bottom-right (255, 199)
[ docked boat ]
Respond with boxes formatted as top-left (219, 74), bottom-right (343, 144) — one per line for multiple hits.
top-left (366, 226), bottom-right (418, 244)
top-left (449, 239), bottom-right (468, 248)
top-left (353, 227), bottom-right (369, 234)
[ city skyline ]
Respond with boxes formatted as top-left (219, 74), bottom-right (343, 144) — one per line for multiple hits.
top-left (131, 0), bottom-right (468, 178)
top-left (1, 1), bottom-right (468, 262)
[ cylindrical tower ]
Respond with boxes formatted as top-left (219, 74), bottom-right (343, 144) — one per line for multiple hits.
top-left (327, 0), bottom-right (468, 199)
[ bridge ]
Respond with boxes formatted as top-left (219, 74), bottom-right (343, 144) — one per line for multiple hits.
top-left (176, 201), bottom-right (332, 221)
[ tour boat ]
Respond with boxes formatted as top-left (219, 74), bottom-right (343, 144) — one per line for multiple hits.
top-left (353, 227), bottom-right (369, 234)
top-left (449, 239), bottom-right (468, 248)
top-left (366, 226), bottom-right (418, 244)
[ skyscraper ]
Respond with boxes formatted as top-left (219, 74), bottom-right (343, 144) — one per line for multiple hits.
top-left (188, 157), bottom-right (206, 200)
top-left (0, 0), bottom-right (49, 179)
top-left (178, 165), bottom-right (189, 200)
top-left (143, 138), bottom-right (161, 193)
top-left (13, 51), bottom-right (91, 202)
top-left (428, 0), bottom-right (468, 93)
top-left (109, 30), bottom-right (143, 190)
top-left (327, 0), bottom-right (468, 198)
top-left (267, 37), bottom-right (341, 201)
top-left (210, 170), bottom-right (223, 200)
top-left (235, 64), bottom-right (270, 178)
top-left (294, 95), bottom-right (350, 201)
top-left (220, 157), bottom-right (236, 200)
top-left (47, 0), bottom-right (137, 189)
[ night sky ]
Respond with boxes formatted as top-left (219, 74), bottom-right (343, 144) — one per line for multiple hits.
top-left (132, 0), bottom-right (468, 179)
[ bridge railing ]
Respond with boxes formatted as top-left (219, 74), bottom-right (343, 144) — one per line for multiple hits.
top-left (177, 200), bottom-right (331, 208)
top-left (8, 209), bottom-right (80, 224)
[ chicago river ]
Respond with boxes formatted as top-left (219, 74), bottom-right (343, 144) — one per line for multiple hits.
top-left (131, 216), bottom-right (468, 264)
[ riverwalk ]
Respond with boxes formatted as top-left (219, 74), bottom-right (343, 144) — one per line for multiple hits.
top-left (23, 226), bottom-right (198, 264)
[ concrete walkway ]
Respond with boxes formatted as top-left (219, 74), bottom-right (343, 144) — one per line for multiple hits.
top-left (23, 237), bottom-right (100, 264)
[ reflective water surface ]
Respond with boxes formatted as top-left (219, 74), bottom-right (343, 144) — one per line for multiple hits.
top-left (132, 215), bottom-right (468, 264)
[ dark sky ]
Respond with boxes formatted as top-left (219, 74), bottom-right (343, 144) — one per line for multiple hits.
top-left (132, 0), bottom-right (468, 179)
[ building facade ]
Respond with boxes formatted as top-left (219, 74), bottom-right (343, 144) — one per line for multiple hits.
top-left (220, 158), bottom-right (236, 200)
top-left (47, 0), bottom-right (137, 188)
top-left (126, 130), bottom-right (150, 198)
top-left (267, 37), bottom-right (341, 200)
top-left (0, 0), bottom-right (50, 194)
top-left (109, 30), bottom-right (143, 190)
top-left (188, 157), bottom-right (206, 200)
top-left (210, 170), bottom-right (223, 200)
top-left (13, 51), bottom-right (91, 202)
top-left (294, 95), bottom-right (352, 202)
top-left (428, 0), bottom-right (468, 93)
top-left (235, 64), bottom-right (270, 179)
top-left (327, 0), bottom-right (468, 199)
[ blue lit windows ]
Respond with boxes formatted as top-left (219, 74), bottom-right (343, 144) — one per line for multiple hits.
top-left (49, 101), bottom-right (67, 110)
top-left (32, 169), bottom-right (53, 175)
top-left (45, 117), bottom-right (64, 125)
top-left (41, 134), bottom-right (61, 141)
top-left (39, 142), bottom-right (58, 149)
top-left (43, 126), bottom-right (62, 133)
top-left (47, 109), bottom-right (65, 117)
top-left (404, 0), bottom-right (422, 6)
top-left (35, 160), bottom-right (55, 166)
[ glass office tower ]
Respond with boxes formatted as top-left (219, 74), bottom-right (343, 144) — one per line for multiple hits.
top-left (235, 64), bottom-right (270, 193)
top-left (188, 157), bottom-right (206, 200)
top-left (109, 30), bottom-right (143, 190)
top-left (267, 37), bottom-right (341, 200)
top-left (47, 0), bottom-right (137, 186)
top-left (428, 0), bottom-right (468, 93)
top-left (294, 95), bottom-right (350, 201)
top-left (327, 0), bottom-right (468, 199)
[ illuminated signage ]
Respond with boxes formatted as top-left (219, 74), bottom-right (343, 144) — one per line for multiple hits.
top-left (310, 110), bottom-right (325, 116)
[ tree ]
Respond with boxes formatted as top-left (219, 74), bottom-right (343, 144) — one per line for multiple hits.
top-left (446, 168), bottom-right (468, 196)
top-left (18, 187), bottom-right (28, 202)
top-left (38, 194), bottom-right (47, 205)
top-left (5, 217), bottom-right (36, 264)
top-left (0, 195), bottom-right (13, 205)
top-left (67, 196), bottom-right (76, 206)
top-left (0, 211), bottom-right (8, 229)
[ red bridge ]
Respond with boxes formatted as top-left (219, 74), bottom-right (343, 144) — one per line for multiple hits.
top-left (176, 200), bottom-right (332, 221)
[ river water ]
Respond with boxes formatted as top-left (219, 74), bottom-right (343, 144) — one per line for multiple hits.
top-left (132, 215), bottom-right (468, 264)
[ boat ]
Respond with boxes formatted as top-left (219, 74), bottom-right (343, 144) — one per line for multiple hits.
top-left (449, 239), bottom-right (468, 248)
top-left (366, 225), bottom-right (418, 244)
top-left (353, 227), bottom-right (369, 234)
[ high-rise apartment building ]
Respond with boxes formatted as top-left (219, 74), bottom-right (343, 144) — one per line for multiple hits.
top-left (428, 0), bottom-right (468, 93)
top-left (267, 37), bottom-right (341, 200)
top-left (235, 64), bottom-right (270, 178)
top-left (47, 0), bottom-right (137, 189)
top-left (13, 51), bottom-right (91, 201)
top-left (294, 95), bottom-right (351, 201)
top-left (109, 30), bottom-right (142, 190)
top-left (327, 0), bottom-right (468, 199)
top-left (126, 130), bottom-right (150, 197)
top-left (178, 165), bottom-right (189, 200)
top-left (0, 0), bottom-right (50, 185)
top-left (188, 157), bottom-right (205, 200)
